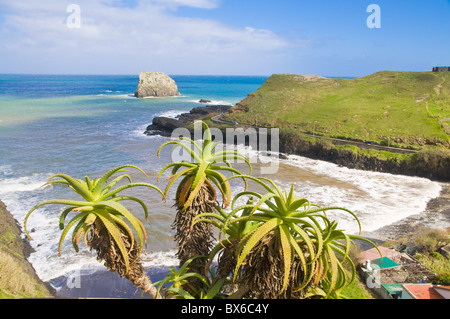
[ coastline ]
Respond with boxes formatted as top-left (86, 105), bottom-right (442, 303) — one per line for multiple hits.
top-left (1, 106), bottom-right (448, 298)
top-left (144, 105), bottom-right (450, 182)
top-left (361, 182), bottom-right (450, 242)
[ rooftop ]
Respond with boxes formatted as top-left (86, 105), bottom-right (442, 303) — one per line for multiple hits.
top-left (434, 286), bottom-right (450, 299)
top-left (358, 246), bottom-right (401, 264)
top-left (382, 283), bottom-right (403, 294)
top-left (370, 257), bottom-right (400, 270)
top-left (402, 284), bottom-right (445, 299)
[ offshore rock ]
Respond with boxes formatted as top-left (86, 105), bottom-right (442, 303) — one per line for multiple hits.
top-left (135, 71), bottom-right (181, 98)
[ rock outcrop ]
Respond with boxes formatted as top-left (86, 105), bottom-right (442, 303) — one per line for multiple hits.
top-left (0, 201), bottom-right (55, 297)
top-left (145, 105), bottom-right (231, 136)
top-left (135, 72), bottom-right (181, 98)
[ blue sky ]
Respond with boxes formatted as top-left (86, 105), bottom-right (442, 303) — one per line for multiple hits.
top-left (0, 0), bottom-right (449, 76)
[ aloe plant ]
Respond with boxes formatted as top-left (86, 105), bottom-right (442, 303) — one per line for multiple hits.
top-left (205, 176), bottom-right (380, 299)
top-left (157, 121), bottom-right (252, 276)
top-left (154, 256), bottom-right (226, 299)
top-left (23, 165), bottom-right (164, 298)
top-left (192, 197), bottom-right (259, 280)
top-left (310, 216), bottom-right (381, 298)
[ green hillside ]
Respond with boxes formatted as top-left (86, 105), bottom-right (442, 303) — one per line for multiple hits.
top-left (224, 71), bottom-right (450, 149)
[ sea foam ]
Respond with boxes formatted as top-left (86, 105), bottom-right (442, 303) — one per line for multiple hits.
top-left (226, 144), bottom-right (443, 234)
top-left (187, 99), bottom-right (234, 106)
top-left (0, 174), bottom-right (48, 194)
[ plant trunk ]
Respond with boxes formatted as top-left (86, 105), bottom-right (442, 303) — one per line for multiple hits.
top-left (173, 183), bottom-right (215, 275)
top-left (88, 219), bottom-right (161, 299)
top-left (239, 231), bottom-right (311, 299)
top-left (217, 239), bottom-right (238, 278)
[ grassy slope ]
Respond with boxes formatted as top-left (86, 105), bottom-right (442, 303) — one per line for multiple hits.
top-left (225, 71), bottom-right (450, 149)
top-left (0, 201), bottom-right (54, 298)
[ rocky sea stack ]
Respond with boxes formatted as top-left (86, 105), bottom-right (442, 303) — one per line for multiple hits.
top-left (135, 71), bottom-right (181, 98)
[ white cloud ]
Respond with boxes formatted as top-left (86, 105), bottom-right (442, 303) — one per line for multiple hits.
top-left (0, 0), bottom-right (293, 74)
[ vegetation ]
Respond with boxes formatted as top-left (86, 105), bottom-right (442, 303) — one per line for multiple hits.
top-left (193, 177), bottom-right (379, 298)
top-left (333, 144), bottom-right (411, 162)
top-left (157, 121), bottom-right (251, 279)
top-left (155, 121), bottom-right (380, 299)
top-left (20, 121), bottom-right (382, 299)
top-left (412, 228), bottom-right (450, 285)
top-left (279, 126), bottom-right (416, 163)
top-left (153, 256), bottom-right (226, 299)
top-left (0, 201), bottom-right (53, 298)
top-left (416, 252), bottom-right (450, 285)
top-left (384, 227), bottom-right (450, 286)
top-left (339, 268), bottom-right (376, 299)
top-left (23, 165), bottom-right (164, 298)
top-left (0, 250), bottom-right (51, 298)
top-left (223, 71), bottom-right (450, 149)
top-left (273, 125), bottom-right (449, 180)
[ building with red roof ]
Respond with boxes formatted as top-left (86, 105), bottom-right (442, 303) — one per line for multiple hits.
top-left (401, 284), bottom-right (449, 299)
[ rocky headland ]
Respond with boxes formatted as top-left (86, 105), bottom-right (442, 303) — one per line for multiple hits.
top-left (144, 104), bottom-right (449, 181)
top-left (145, 105), bottom-right (232, 136)
top-left (135, 71), bottom-right (181, 98)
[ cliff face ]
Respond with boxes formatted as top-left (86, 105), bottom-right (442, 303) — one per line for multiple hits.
top-left (0, 201), bottom-right (54, 298)
top-left (135, 71), bottom-right (181, 98)
top-left (276, 131), bottom-right (450, 181)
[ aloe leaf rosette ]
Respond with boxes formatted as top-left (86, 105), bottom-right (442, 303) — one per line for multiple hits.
top-left (157, 121), bottom-right (252, 274)
top-left (203, 176), bottom-right (381, 299)
top-left (157, 120), bottom-right (252, 211)
top-left (23, 165), bottom-right (164, 297)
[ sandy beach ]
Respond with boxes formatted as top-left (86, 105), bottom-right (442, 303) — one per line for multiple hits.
top-left (361, 182), bottom-right (450, 241)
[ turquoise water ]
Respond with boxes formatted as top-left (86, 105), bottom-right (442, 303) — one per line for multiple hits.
top-left (0, 74), bottom-right (267, 281)
top-left (0, 74), bottom-right (444, 298)
top-left (0, 74), bottom-right (267, 175)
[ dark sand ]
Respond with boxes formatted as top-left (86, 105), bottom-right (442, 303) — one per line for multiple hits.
top-left (361, 183), bottom-right (450, 241)
top-left (52, 267), bottom-right (169, 299)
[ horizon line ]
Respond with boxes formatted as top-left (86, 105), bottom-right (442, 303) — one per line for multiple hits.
top-left (0, 68), bottom-right (437, 78)
top-left (0, 72), bottom-right (365, 79)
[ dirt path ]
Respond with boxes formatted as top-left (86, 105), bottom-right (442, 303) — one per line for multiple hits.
top-left (435, 76), bottom-right (446, 95)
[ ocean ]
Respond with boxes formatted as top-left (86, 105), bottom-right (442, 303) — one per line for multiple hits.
top-left (0, 74), bottom-right (447, 298)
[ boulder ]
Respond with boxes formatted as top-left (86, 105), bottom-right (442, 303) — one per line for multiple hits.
top-left (135, 71), bottom-right (181, 98)
top-left (146, 117), bottom-right (185, 134)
